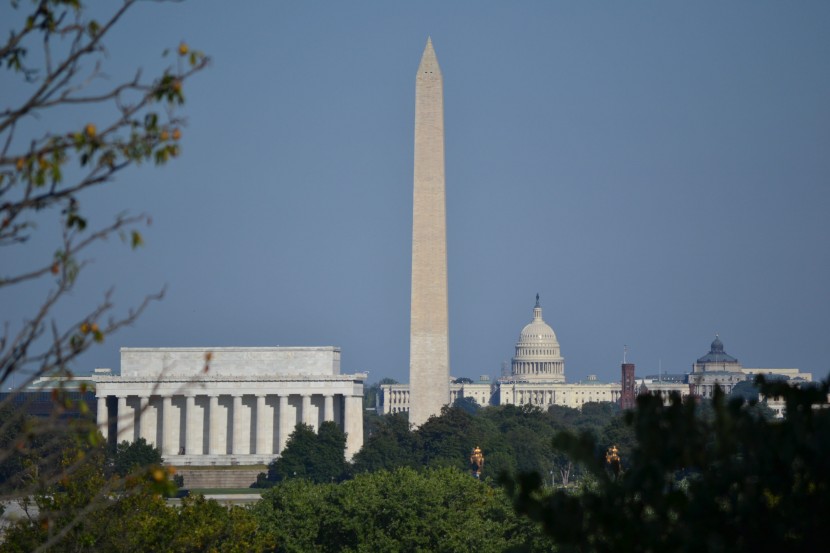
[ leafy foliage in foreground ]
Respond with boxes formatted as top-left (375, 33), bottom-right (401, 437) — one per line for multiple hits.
top-left (110, 438), bottom-right (163, 477)
top-left (504, 377), bottom-right (830, 553)
top-left (1, 439), bottom-right (272, 552)
top-left (253, 466), bottom-right (552, 553)
top-left (0, 0), bottom-right (209, 541)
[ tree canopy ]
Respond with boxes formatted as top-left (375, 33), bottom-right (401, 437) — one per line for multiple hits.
top-left (263, 422), bottom-right (348, 484)
top-left (504, 377), bottom-right (830, 552)
top-left (253, 466), bottom-right (552, 553)
top-left (110, 438), bottom-right (163, 478)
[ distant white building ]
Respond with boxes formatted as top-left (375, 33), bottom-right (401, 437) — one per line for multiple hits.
top-left (496, 296), bottom-right (620, 408)
top-left (93, 347), bottom-right (366, 463)
top-left (634, 376), bottom-right (690, 404)
top-left (377, 296), bottom-right (620, 416)
top-left (377, 298), bottom-right (822, 420)
top-left (689, 336), bottom-right (812, 400)
top-left (378, 377), bottom-right (492, 415)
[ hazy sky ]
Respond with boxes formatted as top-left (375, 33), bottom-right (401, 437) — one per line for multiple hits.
top-left (4, 1), bottom-right (829, 385)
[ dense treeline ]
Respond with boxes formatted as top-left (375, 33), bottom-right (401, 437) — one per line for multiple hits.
top-left (504, 377), bottom-right (830, 552)
top-left (356, 400), bottom-right (632, 483)
top-left (3, 380), bottom-right (826, 552)
top-left (259, 398), bottom-right (634, 487)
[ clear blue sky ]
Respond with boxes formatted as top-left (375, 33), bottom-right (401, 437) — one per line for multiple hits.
top-left (3, 1), bottom-right (829, 384)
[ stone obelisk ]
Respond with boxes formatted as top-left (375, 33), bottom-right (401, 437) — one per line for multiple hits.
top-left (409, 37), bottom-right (450, 428)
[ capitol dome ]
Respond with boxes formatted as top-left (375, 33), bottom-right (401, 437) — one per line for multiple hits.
top-left (511, 295), bottom-right (565, 382)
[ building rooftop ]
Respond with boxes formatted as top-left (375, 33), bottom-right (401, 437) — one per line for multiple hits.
top-left (696, 335), bottom-right (739, 364)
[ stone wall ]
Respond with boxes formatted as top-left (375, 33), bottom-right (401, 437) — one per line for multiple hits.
top-left (120, 347), bottom-right (341, 378)
top-left (176, 467), bottom-right (263, 489)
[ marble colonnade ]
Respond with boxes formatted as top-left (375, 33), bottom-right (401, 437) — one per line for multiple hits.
top-left (96, 389), bottom-right (363, 462)
top-left (93, 347), bottom-right (366, 463)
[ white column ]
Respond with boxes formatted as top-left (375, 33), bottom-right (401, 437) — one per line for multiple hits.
top-left (324, 394), bottom-right (334, 422)
top-left (139, 396), bottom-right (150, 444)
top-left (116, 395), bottom-right (129, 442)
top-left (209, 394), bottom-right (221, 455)
top-left (344, 395), bottom-right (364, 461)
top-left (278, 394), bottom-right (290, 454)
top-left (185, 394), bottom-right (196, 455)
top-left (302, 394), bottom-right (312, 428)
top-left (255, 394), bottom-right (267, 454)
top-left (232, 394), bottom-right (243, 455)
top-left (96, 396), bottom-right (108, 441)
top-left (162, 395), bottom-right (174, 457)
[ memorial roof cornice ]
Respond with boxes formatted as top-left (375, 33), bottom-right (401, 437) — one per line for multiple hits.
top-left (94, 373), bottom-right (366, 384)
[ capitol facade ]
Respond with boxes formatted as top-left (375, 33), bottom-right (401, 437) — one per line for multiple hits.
top-left (378, 296), bottom-right (621, 415)
top-left (496, 296), bottom-right (620, 408)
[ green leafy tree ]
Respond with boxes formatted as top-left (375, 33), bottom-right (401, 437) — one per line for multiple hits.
top-left (3, 440), bottom-right (110, 552)
top-left (417, 405), bottom-right (485, 469)
top-left (451, 395), bottom-right (481, 414)
top-left (0, 405), bottom-right (100, 496)
top-left (265, 422), bottom-right (348, 484)
top-left (363, 377), bottom-right (398, 409)
top-left (476, 404), bottom-right (557, 480)
top-left (254, 467), bottom-right (553, 552)
top-left (352, 412), bottom-right (420, 473)
top-left (546, 403), bottom-right (582, 431)
top-left (0, 405), bottom-right (32, 487)
top-left (572, 401), bottom-right (620, 437)
top-left (252, 478), bottom-right (335, 552)
top-left (598, 413), bottom-right (636, 462)
top-left (2, 438), bottom-right (271, 552)
top-left (110, 438), bottom-right (162, 477)
top-left (315, 420), bottom-right (349, 481)
top-left (504, 378), bottom-right (830, 552)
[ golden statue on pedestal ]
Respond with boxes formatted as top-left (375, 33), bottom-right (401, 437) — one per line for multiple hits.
top-left (605, 445), bottom-right (621, 476)
top-left (470, 446), bottom-right (484, 479)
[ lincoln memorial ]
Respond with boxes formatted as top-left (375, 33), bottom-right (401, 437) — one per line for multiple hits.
top-left (93, 346), bottom-right (366, 463)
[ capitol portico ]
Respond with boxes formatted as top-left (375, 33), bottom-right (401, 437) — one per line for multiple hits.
top-left (93, 347), bottom-right (366, 463)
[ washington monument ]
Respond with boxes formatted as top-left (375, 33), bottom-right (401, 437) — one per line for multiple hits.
top-left (409, 37), bottom-right (450, 427)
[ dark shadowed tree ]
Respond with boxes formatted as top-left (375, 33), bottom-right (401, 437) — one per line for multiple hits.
top-left (352, 412), bottom-right (420, 473)
top-left (110, 438), bottom-right (162, 477)
top-left (417, 405), bottom-right (484, 469)
top-left (451, 395), bottom-right (480, 415)
top-left (546, 404), bottom-right (581, 432)
top-left (266, 422), bottom-right (348, 484)
top-left (504, 377), bottom-right (830, 553)
top-left (362, 377), bottom-right (399, 409)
